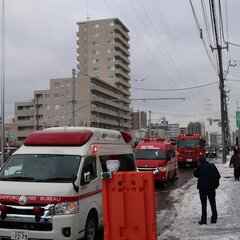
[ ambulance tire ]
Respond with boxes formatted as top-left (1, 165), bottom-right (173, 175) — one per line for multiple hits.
top-left (84, 211), bottom-right (98, 240)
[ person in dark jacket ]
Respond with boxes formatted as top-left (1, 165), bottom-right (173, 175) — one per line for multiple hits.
top-left (229, 149), bottom-right (240, 180)
top-left (194, 156), bottom-right (221, 225)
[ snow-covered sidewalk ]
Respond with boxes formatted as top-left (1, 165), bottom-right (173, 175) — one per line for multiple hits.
top-left (157, 158), bottom-right (240, 240)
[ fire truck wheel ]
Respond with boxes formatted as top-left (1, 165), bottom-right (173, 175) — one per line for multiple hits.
top-left (84, 211), bottom-right (98, 240)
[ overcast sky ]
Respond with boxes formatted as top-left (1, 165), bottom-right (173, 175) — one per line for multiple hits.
top-left (2, 0), bottom-right (240, 131)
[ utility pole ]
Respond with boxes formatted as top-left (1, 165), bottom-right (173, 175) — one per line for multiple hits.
top-left (71, 68), bottom-right (77, 126)
top-left (0, 0), bottom-right (5, 166)
top-left (210, 0), bottom-right (227, 163)
top-left (148, 110), bottom-right (152, 138)
top-left (35, 96), bottom-right (39, 130)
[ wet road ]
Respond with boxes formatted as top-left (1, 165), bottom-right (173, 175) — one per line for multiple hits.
top-left (155, 165), bottom-right (195, 212)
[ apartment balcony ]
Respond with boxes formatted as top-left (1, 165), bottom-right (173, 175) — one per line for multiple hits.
top-left (91, 116), bottom-right (119, 126)
top-left (91, 84), bottom-right (120, 99)
top-left (16, 110), bottom-right (35, 117)
top-left (115, 51), bottom-right (130, 64)
top-left (17, 130), bottom-right (33, 138)
top-left (115, 71), bottom-right (130, 83)
top-left (92, 95), bottom-right (120, 108)
top-left (91, 106), bottom-right (118, 117)
top-left (114, 25), bottom-right (130, 41)
top-left (118, 87), bottom-right (131, 96)
top-left (121, 104), bottom-right (131, 112)
top-left (17, 120), bottom-right (34, 127)
top-left (114, 59), bottom-right (130, 73)
top-left (76, 32), bottom-right (80, 37)
top-left (114, 42), bottom-right (130, 57)
top-left (76, 40), bottom-right (80, 45)
top-left (114, 33), bottom-right (130, 49)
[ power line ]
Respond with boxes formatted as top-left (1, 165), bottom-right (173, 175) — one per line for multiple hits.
top-left (132, 81), bottom-right (218, 92)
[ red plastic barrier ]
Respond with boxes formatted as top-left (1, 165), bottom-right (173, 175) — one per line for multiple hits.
top-left (102, 171), bottom-right (157, 240)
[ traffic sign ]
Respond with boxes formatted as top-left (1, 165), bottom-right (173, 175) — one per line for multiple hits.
top-left (236, 111), bottom-right (240, 128)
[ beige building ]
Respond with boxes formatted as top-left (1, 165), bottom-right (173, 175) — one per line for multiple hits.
top-left (13, 18), bottom-right (132, 144)
top-left (15, 76), bottom-right (132, 144)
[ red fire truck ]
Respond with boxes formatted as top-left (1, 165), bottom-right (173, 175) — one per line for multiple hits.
top-left (176, 134), bottom-right (205, 168)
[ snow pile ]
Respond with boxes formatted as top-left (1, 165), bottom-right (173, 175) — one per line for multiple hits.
top-left (157, 159), bottom-right (240, 240)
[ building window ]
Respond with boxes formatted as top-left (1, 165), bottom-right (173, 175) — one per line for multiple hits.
top-left (93, 68), bottom-right (100, 72)
top-left (108, 57), bottom-right (115, 62)
top-left (92, 50), bottom-right (100, 55)
top-left (93, 59), bottom-right (99, 63)
top-left (92, 41), bottom-right (100, 46)
top-left (54, 93), bottom-right (60, 98)
top-left (44, 115), bottom-right (50, 120)
top-left (108, 75), bottom-right (114, 80)
top-left (108, 66), bottom-right (115, 70)
top-left (93, 32), bottom-right (99, 37)
top-left (44, 104), bottom-right (50, 110)
top-left (109, 22), bottom-right (114, 26)
top-left (108, 31), bottom-right (114, 35)
top-left (55, 115), bottom-right (60, 120)
top-left (107, 39), bottom-right (114, 44)
top-left (54, 82), bottom-right (60, 88)
top-left (55, 104), bottom-right (60, 110)
top-left (44, 94), bottom-right (50, 99)
top-left (93, 23), bottom-right (99, 29)
top-left (107, 49), bottom-right (114, 53)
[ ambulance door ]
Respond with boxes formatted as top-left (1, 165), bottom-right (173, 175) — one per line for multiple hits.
top-left (79, 155), bottom-right (102, 233)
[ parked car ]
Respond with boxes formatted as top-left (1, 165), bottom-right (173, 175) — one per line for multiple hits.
top-left (205, 146), bottom-right (217, 158)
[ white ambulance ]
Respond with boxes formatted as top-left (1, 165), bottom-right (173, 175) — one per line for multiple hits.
top-left (0, 127), bottom-right (136, 240)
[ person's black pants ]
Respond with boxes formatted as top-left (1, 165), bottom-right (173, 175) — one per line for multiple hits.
top-left (234, 167), bottom-right (240, 180)
top-left (199, 189), bottom-right (217, 223)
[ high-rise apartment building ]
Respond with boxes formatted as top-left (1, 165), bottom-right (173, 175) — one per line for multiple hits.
top-left (76, 18), bottom-right (130, 96)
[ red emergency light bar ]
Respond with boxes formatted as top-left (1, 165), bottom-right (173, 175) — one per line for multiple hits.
top-left (120, 131), bottom-right (132, 143)
top-left (24, 130), bottom-right (93, 146)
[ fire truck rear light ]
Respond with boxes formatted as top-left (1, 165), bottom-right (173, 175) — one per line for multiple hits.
top-left (24, 130), bottom-right (93, 146)
top-left (120, 131), bottom-right (132, 143)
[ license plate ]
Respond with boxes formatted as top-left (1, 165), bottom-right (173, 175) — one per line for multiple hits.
top-left (187, 159), bottom-right (192, 162)
top-left (11, 230), bottom-right (28, 240)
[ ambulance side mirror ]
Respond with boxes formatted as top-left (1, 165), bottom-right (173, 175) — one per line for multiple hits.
top-left (84, 172), bottom-right (91, 184)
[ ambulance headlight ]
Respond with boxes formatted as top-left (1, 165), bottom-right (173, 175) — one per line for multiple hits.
top-left (54, 202), bottom-right (79, 215)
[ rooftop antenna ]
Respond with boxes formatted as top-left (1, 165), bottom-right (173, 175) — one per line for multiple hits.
top-left (86, 0), bottom-right (90, 21)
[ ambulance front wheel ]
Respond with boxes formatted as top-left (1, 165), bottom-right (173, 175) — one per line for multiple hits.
top-left (84, 211), bottom-right (98, 240)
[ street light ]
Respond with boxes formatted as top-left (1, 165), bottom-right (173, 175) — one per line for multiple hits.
top-left (134, 78), bottom-right (145, 140)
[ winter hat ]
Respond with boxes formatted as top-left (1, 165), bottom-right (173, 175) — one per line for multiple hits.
top-left (199, 156), bottom-right (207, 163)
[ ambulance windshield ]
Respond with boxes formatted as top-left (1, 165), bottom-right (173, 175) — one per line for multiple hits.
top-left (0, 154), bottom-right (81, 182)
top-left (134, 149), bottom-right (165, 160)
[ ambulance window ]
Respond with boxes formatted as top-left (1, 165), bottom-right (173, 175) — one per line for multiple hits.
top-left (81, 156), bottom-right (97, 184)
